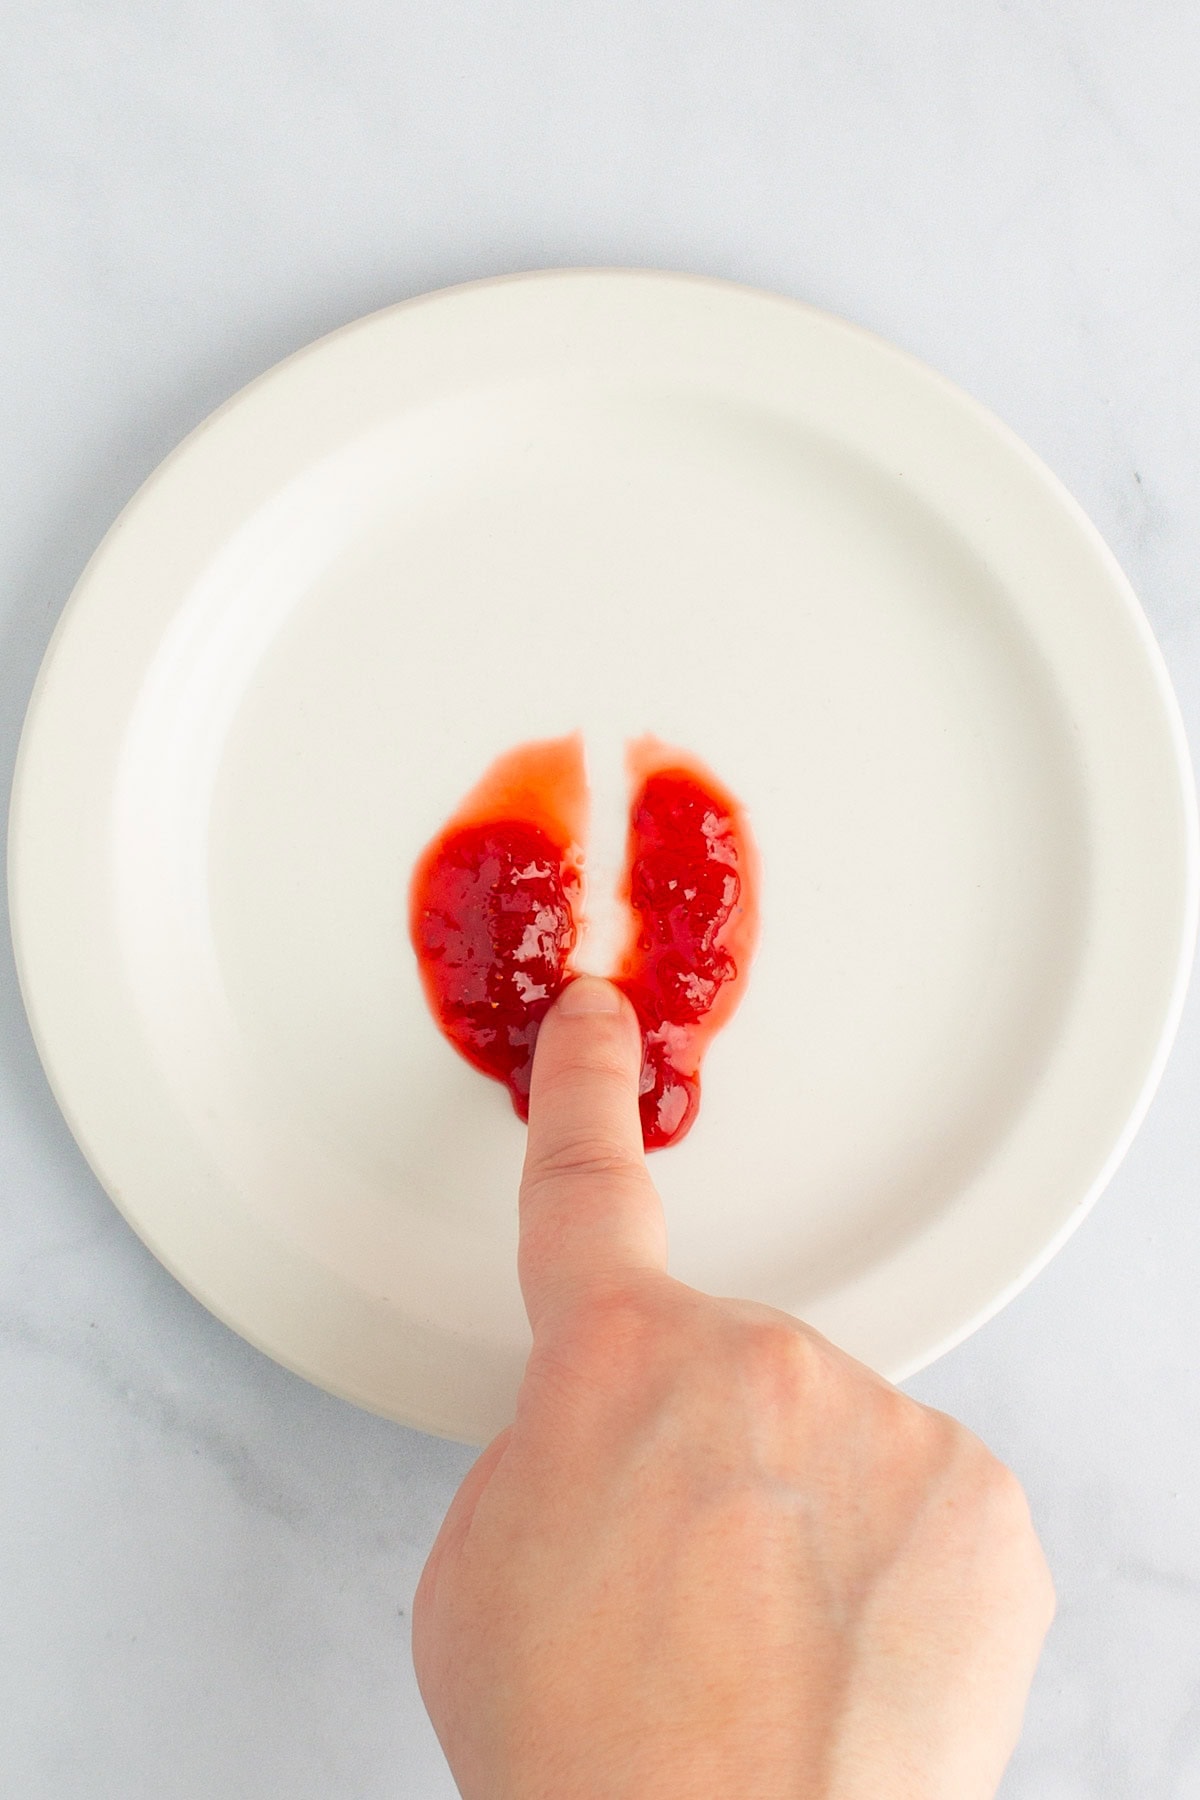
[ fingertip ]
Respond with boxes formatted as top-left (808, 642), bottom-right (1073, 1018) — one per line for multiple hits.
top-left (531, 978), bottom-right (643, 1093)
top-left (526, 975), bottom-right (644, 1155)
top-left (556, 974), bottom-right (625, 1017)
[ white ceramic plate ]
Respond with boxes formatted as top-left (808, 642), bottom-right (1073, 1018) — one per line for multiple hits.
top-left (10, 271), bottom-right (1197, 1442)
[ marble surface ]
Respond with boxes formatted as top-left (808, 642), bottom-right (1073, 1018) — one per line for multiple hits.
top-left (2, 3), bottom-right (1198, 1793)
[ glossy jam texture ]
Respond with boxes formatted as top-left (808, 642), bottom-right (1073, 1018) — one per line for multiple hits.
top-left (409, 737), bottom-right (586, 1118)
top-left (410, 820), bottom-right (579, 1113)
top-left (616, 760), bottom-right (756, 1148)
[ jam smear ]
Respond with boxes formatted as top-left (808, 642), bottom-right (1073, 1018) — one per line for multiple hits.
top-left (409, 734), bottom-right (758, 1149)
top-left (408, 736), bottom-right (586, 1118)
top-left (615, 739), bottom-right (759, 1149)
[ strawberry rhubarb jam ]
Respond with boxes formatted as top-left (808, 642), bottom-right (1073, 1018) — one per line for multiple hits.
top-left (408, 736), bottom-right (586, 1118)
top-left (409, 734), bottom-right (758, 1149)
top-left (615, 745), bottom-right (758, 1148)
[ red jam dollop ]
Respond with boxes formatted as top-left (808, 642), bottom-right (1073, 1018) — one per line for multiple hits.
top-left (408, 736), bottom-right (586, 1118)
top-left (616, 745), bottom-right (758, 1148)
top-left (409, 734), bottom-right (758, 1149)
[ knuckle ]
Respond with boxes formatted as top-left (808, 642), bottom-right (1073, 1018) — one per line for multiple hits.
top-left (934, 1425), bottom-right (1043, 1538)
top-left (523, 1135), bottom-right (644, 1190)
top-left (982, 1455), bottom-right (1032, 1515)
top-left (875, 1396), bottom-right (983, 1489)
top-left (737, 1317), bottom-right (820, 1400)
top-left (970, 1458), bottom-right (1056, 1619)
top-left (542, 1046), bottom-right (635, 1097)
top-left (915, 1400), bottom-right (972, 1465)
top-left (959, 1441), bottom-right (1034, 1527)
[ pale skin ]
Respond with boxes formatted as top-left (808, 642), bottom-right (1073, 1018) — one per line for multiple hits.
top-left (413, 977), bottom-right (1055, 1800)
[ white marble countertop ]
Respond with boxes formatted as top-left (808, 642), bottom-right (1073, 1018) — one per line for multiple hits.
top-left (2, 4), bottom-right (1198, 1794)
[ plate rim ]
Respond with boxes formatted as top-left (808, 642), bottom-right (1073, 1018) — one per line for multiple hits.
top-left (9, 265), bottom-right (1199, 1438)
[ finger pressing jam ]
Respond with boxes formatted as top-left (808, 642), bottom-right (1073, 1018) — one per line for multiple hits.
top-left (410, 733), bottom-right (758, 1149)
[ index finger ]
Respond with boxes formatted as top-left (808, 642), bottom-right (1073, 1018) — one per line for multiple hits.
top-left (518, 977), bottom-right (667, 1331)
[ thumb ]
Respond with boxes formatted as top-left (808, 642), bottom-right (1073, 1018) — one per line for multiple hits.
top-left (518, 977), bottom-right (667, 1331)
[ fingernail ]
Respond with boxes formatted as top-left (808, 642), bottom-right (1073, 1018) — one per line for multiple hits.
top-left (558, 976), bottom-right (622, 1016)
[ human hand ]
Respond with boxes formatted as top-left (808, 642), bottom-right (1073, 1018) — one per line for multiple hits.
top-left (413, 977), bottom-right (1054, 1799)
